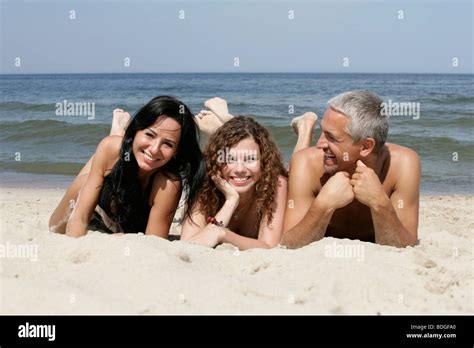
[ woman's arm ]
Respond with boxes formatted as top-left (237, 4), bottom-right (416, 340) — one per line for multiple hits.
top-left (66, 136), bottom-right (119, 237)
top-left (145, 173), bottom-right (182, 238)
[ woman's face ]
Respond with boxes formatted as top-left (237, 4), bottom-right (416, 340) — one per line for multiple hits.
top-left (133, 116), bottom-right (181, 173)
top-left (220, 137), bottom-right (261, 194)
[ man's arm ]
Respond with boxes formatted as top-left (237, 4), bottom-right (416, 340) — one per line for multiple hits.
top-left (281, 150), bottom-right (354, 248)
top-left (351, 154), bottom-right (420, 247)
top-left (281, 197), bottom-right (336, 249)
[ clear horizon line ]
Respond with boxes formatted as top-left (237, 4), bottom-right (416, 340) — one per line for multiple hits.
top-left (1, 71), bottom-right (473, 76)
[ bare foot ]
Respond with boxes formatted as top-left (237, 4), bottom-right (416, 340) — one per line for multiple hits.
top-left (204, 97), bottom-right (233, 123)
top-left (110, 109), bottom-right (131, 136)
top-left (291, 112), bottom-right (318, 136)
top-left (194, 110), bottom-right (225, 135)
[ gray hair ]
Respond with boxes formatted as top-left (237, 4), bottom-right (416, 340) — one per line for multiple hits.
top-left (327, 91), bottom-right (388, 150)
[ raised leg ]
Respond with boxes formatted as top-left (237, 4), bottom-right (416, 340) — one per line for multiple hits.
top-left (291, 112), bottom-right (318, 154)
top-left (110, 109), bottom-right (131, 136)
top-left (194, 110), bottom-right (225, 136)
top-left (204, 97), bottom-right (234, 123)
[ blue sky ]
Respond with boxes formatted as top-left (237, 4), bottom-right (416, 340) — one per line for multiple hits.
top-left (1, 0), bottom-right (472, 74)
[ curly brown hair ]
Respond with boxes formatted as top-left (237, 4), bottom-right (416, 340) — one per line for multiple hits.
top-left (197, 116), bottom-right (288, 228)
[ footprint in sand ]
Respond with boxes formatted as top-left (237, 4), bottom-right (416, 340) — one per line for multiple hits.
top-left (413, 252), bottom-right (437, 269)
top-left (249, 261), bottom-right (270, 274)
top-left (71, 251), bottom-right (92, 264)
top-left (176, 251), bottom-right (191, 263)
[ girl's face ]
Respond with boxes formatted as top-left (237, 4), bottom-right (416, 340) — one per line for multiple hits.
top-left (133, 116), bottom-right (181, 173)
top-left (220, 137), bottom-right (261, 194)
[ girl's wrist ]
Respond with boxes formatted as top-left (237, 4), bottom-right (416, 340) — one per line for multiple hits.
top-left (218, 228), bottom-right (227, 243)
top-left (225, 195), bottom-right (239, 205)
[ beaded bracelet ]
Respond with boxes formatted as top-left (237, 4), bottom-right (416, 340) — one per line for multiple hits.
top-left (207, 216), bottom-right (224, 227)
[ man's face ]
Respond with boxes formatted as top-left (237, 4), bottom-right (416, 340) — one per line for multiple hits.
top-left (316, 107), bottom-right (361, 175)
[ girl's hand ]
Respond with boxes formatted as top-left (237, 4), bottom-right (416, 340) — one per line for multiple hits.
top-left (188, 225), bottom-right (226, 248)
top-left (211, 174), bottom-right (239, 201)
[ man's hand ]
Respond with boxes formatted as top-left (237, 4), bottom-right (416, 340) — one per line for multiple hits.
top-left (317, 171), bottom-right (354, 211)
top-left (350, 160), bottom-right (388, 208)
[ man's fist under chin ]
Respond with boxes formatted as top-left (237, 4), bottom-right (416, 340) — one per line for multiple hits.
top-left (318, 171), bottom-right (354, 210)
top-left (350, 160), bottom-right (387, 208)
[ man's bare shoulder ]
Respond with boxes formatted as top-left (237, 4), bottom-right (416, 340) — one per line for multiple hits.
top-left (385, 143), bottom-right (421, 190)
top-left (386, 143), bottom-right (420, 166)
top-left (291, 147), bottom-right (324, 169)
top-left (290, 147), bottom-right (325, 187)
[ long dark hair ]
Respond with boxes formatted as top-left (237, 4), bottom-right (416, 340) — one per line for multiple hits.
top-left (105, 96), bottom-right (205, 233)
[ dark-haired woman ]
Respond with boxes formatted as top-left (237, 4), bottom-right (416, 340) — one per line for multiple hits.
top-left (49, 96), bottom-right (205, 238)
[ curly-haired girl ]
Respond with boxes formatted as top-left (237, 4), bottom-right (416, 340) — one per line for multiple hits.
top-left (181, 96), bottom-right (313, 250)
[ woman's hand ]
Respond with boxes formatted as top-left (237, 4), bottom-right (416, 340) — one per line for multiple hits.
top-left (188, 225), bottom-right (226, 248)
top-left (212, 174), bottom-right (239, 202)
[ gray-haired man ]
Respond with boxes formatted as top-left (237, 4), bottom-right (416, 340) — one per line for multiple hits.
top-left (281, 91), bottom-right (420, 248)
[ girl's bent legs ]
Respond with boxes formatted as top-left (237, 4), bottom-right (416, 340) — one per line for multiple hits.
top-left (194, 110), bottom-right (226, 136)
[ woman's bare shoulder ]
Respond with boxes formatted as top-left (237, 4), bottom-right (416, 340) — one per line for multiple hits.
top-left (94, 136), bottom-right (122, 170)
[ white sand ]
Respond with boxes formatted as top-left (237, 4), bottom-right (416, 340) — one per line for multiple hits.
top-left (0, 187), bottom-right (472, 314)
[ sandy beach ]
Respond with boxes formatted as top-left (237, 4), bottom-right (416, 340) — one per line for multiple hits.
top-left (0, 187), bottom-right (472, 314)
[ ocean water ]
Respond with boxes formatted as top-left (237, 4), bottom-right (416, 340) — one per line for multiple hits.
top-left (0, 73), bottom-right (473, 194)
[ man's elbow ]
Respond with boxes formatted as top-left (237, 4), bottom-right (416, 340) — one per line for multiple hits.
top-left (402, 234), bottom-right (418, 248)
top-left (378, 234), bottom-right (418, 248)
top-left (280, 231), bottom-right (302, 249)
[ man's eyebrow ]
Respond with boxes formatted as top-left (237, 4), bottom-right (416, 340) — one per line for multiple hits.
top-left (325, 130), bottom-right (338, 138)
top-left (320, 121), bottom-right (337, 138)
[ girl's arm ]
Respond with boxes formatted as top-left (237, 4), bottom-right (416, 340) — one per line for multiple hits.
top-left (221, 176), bottom-right (288, 250)
top-left (181, 173), bottom-right (240, 244)
top-left (182, 176), bottom-right (288, 250)
top-left (180, 197), bottom-right (238, 243)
